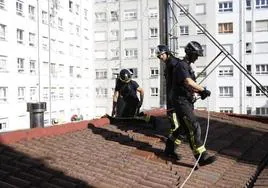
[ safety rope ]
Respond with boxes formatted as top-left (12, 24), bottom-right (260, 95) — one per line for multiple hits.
top-left (178, 98), bottom-right (210, 188)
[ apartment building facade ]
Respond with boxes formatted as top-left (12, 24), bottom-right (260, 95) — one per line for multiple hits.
top-left (167, 0), bottom-right (268, 116)
top-left (93, 0), bottom-right (161, 115)
top-left (0, 0), bottom-right (95, 132)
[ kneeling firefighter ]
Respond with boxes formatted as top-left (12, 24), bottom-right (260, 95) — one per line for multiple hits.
top-left (165, 41), bottom-right (216, 166)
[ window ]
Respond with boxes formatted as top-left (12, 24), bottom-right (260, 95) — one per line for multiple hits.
top-left (111, 68), bottom-right (119, 79)
top-left (196, 24), bottom-right (206, 34)
top-left (17, 29), bottom-right (24, 44)
top-left (0, 24), bottom-right (6, 40)
top-left (150, 88), bottom-right (159, 96)
top-left (111, 11), bottom-right (118, 21)
top-left (255, 42), bottom-right (268, 53)
top-left (110, 49), bottom-right (119, 59)
top-left (28, 5), bottom-right (35, 20)
top-left (246, 0), bottom-right (251, 10)
top-left (58, 18), bottom-right (63, 30)
top-left (75, 4), bottom-right (79, 15)
top-left (149, 28), bottom-right (158, 38)
top-left (255, 20), bottom-right (268, 32)
top-left (196, 3), bottom-right (206, 15)
top-left (110, 30), bottom-right (119, 40)
top-left (69, 22), bottom-right (74, 34)
top-left (0, 0), bottom-right (6, 10)
top-left (256, 107), bottom-right (268, 116)
top-left (150, 67), bottom-right (159, 78)
top-left (96, 88), bottom-right (108, 98)
top-left (219, 107), bottom-right (233, 113)
top-left (256, 0), bottom-right (268, 9)
top-left (246, 42), bottom-right (252, 53)
top-left (129, 68), bottom-right (138, 78)
top-left (124, 48), bottom-right (138, 59)
top-left (18, 87), bottom-right (25, 101)
top-left (42, 11), bottom-right (48, 24)
top-left (219, 86), bottom-right (233, 97)
top-left (29, 60), bottom-right (36, 74)
top-left (69, 0), bottom-right (73, 12)
top-left (149, 8), bottom-right (158, 18)
top-left (95, 12), bottom-right (106, 22)
top-left (43, 87), bottom-right (48, 101)
top-left (0, 87), bottom-right (7, 102)
top-left (58, 64), bottom-right (64, 77)
top-left (180, 25), bottom-right (189, 35)
top-left (149, 48), bottom-right (156, 58)
top-left (75, 25), bottom-right (80, 36)
top-left (218, 22), bottom-right (233, 33)
top-left (29, 32), bottom-right (35, 46)
top-left (222, 44), bottom-right (233, 54)
top-left (196, 66), bottom-right (207, 78)
top-left (95, 0), bottom-right (106, 3)
top-left (16, 0), bottom-right (24, 16)
top-left (219, 65), bottom-right (234, 76)
top-left (29, 87), bottom-right (37, 101)
top-left (256, 64), bottom-right (268, 74)
top-left (179, 5), bottom-right (189, 15)
top-left (84, 9), bottom-right (88, 20)
top-left (70, 87), bottom-right (75, 100)
top-left (124, 29), bottom-right (137, 39)
top-left (96, 69), bottom-right (107, 79)
top-left (59, 87), bottom-right (64, 100)
top-left (246, 65), bottom-right (252, 74)
top-left (94, 50), bottom-right (106, 59)
top-left (69, 66), bottom-right (74, 77)
top-left (42, 36), bottom-right (48, 50)
top-left (246, 21), bottom-right (252, 32)
top-left (0, 55), bottom-right (7, 72)
top-left (202, 45), bottom-right (207, 56)
top-left (246, 107), bottom-right (252, 115)
top-left (219, 1), bottom-right (233, 12)
top-left (256, 86), bottom-right (268, 96)
top-left (124, 9), bottom-right (137, 20)
top-left (0, 118), bottom-right (8, 131)
top-left (246, 86), bottom-right (252, 96)
top-left (17, 58), bottom-right (24, 73)
top-left (51, 63), bottom-right (56, 77)
top-left (51, 87), bottom-right (57, 100)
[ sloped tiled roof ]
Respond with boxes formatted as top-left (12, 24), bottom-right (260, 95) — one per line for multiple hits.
top-left (0, 109), bottom-right (267, 188)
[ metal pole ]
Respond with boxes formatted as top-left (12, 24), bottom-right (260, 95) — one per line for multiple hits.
top-left (37, 0), bottom-right (40, 102)
top-left (159, 0), bottom-right (168, 107)
top-left (48, 0), bottom-right (51, 124)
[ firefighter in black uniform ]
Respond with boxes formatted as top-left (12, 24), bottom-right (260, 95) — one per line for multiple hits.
top-left (165, 41), bottom-right (216, 166)
top-left (112, 69), bottom-right (144, 117)
top-left (156, 45), bottom-right (184, 158)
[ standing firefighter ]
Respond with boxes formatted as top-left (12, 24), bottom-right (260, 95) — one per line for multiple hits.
top-left (165, 41), bottom-right (216, 166)
top-left (112, 69), bottom-right (144, 117)
top-left (156, 44), bottom-right (184, 158)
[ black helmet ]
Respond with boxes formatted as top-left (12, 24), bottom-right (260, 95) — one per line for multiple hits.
top-left (156, 44), bottom-right (170, 58)
top-left (185, 41), bottom-right (203, 56)
top-left (119, 69), bottom-right (132, 83)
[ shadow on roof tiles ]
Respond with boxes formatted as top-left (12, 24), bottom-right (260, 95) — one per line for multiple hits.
top-left (0, 144), bottom-right (96, 188)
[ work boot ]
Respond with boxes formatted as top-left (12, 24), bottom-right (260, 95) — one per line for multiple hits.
top-left (164, 138), bottom-right (181, 160)
top-left (195, 152), bottom-right (217, 166)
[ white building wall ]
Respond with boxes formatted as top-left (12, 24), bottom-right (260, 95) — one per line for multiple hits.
top-left (176, 0), bottom-right (268, 116)
top-left (93, 0), bottom-right (160, 116)
top-left (0, 0), bottom-right (95, 132)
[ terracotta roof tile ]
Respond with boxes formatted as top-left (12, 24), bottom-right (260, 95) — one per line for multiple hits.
top-left (0, 109), bottom-right (267, 187)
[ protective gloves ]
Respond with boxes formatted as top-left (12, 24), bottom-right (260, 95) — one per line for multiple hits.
top-left (200, 88), bottom-right (211, 100)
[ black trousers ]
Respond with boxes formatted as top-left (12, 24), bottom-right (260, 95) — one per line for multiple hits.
top-left (117, 97), bottom-right (139, 117)
top-left (171, 98), bottom-right (205, 154)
